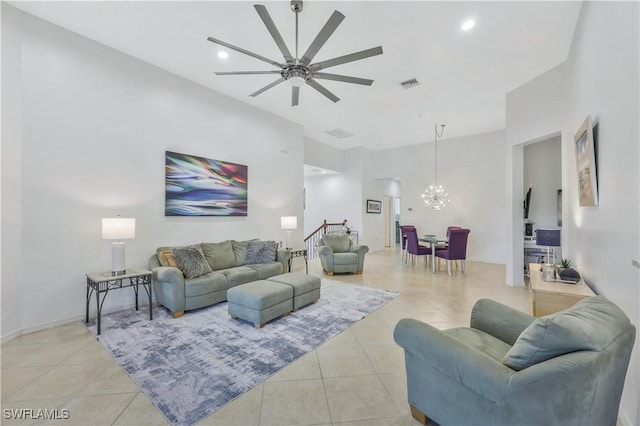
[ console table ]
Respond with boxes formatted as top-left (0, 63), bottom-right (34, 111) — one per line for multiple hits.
top-left (529, 263), bottom-right (595, 317)
top-left (86, 268), bottom-right (152, 335)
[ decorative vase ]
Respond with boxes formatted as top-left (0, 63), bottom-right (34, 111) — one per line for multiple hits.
top-left (542, 264), bottom-right (556, 281)
top-left (558, 267), bottom-right (581, 284)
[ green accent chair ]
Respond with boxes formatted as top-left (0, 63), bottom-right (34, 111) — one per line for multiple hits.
top-left (318, 234), bottom-right (369, 275)
top-left (394, 296), bottom-right (635, 426)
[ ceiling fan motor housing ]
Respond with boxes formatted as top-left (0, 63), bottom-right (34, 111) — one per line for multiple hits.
top-left (282, 65), bottom-right (310, 82)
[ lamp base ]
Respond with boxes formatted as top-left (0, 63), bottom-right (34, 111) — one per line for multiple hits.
top-left (111, 241), bottom-right (127, 275)
top-left (285, 230), bottom-right (293, 250)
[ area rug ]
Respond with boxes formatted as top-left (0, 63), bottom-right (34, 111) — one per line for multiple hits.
top-left (86, 279), bottom-right (398, 425)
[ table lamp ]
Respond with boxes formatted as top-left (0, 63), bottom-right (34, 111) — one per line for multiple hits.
top-left (102, 216), bottom-right (135, 275)
top-left (280, 216), bottom-right (297, 249)
top-left (536, 229), bottom-right (561, 278)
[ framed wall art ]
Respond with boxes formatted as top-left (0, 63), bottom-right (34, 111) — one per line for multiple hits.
top-left (574, 115), bottom-right (598, 206)
top-left (165, 151), bottom-right (248, 216)
top-left (366, 199), bottom-right (382, 214)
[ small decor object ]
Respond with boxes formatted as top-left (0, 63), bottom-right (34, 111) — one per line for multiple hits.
top-left (422, 123), bottom-right (450, 211)
top-left (102, 216), bottom-right (135, 276)
top-left (556, 258), bottom-right (581, 284)
top-left (574, 115), bottom-right (598, 206)
top-left (343, 225), bottom-right (351, 234)
top-left (280, 216), bottom-right (297, 249)
top-left (366, 199), bottom-right (382, 214)
top-left (542, 263), bottom-right (556, 282)
top-left (165, 151), bottom-right (247, 216)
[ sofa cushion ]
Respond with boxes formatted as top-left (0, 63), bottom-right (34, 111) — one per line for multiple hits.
top-left (184, 272), bottom-right (228, 297)
top-left (231, 239), bottom-right (259, 265)
top-left (445, 328), bottom-right (512, 363)
top-left (333, 252), bottom-right (358, 265)
top-left (201, 241), bottom-right (237, 271)
top-left (246, 240), bottom-right (278, 264)
top-left (173, 245), bottom-right (213, 279)
top-left (503, 296), bottom-right (627, 371)
top-left (221, 266), bottom-right (259, 288)
top-left (156, 248), bottom-right (178, 267)
top-left (247, 262), bottom-right (283, 280)
top-left (321, 235), bottom-right (350, 253)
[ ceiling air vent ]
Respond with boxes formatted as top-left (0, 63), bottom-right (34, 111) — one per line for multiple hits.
top-left (400, 78), bottom-right (420, 89)
top-left (325, 128), bottom-right (355, 139)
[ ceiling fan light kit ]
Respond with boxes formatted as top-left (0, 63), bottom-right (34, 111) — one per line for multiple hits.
top-left (207, 1), bottom-right (383, 106)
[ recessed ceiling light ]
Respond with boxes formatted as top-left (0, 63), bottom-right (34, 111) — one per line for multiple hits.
top-left (217, 51), bottom-right (229, 60)
top-left (461, 19), bottom-right (475, 31)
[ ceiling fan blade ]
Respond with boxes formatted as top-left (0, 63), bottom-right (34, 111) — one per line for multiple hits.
top-left (292, 86), bottom-right (300, 106)
top-left (310, 46), bottom-right (383, 71)
top-left (300, 10), bottom-right (345, 66)
top-left (207, 36), bottom-right (283, 68)
top-left (215, 71), bottom-right (282, 75)
top-left (312, 72), bottom-right (374, 86)
top-left (254, 5), bottom-right (294, 63)
top-left (306, 78), bottom-right (340, 103)
top-left (249, 78), bottom-right (286, 97)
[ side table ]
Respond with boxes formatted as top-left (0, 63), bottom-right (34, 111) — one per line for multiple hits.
top-left (288, 248), bottom-right (308, 274)
top-left (86, 268), bottom-right (153, 335)
top-left (529, 263), bottom-right (595, 316)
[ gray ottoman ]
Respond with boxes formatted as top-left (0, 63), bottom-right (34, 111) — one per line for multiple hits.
top-left (267, 273), bottom-right (321, 311)
top-left (227, 280), bottom-right (293, 328)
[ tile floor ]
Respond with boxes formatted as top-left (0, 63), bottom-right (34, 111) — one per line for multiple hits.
top-left (1, 249), bottom-right (532, 425)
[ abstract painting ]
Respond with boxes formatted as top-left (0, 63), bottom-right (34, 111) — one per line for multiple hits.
top-left (165, 151), bottom-right (247, 216)
top-left (574, 116), bottom-right (598, 206)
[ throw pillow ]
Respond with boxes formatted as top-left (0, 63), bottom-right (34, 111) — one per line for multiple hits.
top-left (157, 249), bottom-right (178, 268)
top-left (231, 239), bottom-right (259, 265)
top-left (245, 240), bottom-right (278, 264)
top-left (502, 296), bottom-right (629, 370)
top-left (172, 245), bottom-right (213, 279)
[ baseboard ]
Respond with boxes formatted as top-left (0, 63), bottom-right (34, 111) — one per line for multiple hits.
top-left (1, 301), bottom-right (146, 344)
top-left (1, 315), bottom-right (83, 344)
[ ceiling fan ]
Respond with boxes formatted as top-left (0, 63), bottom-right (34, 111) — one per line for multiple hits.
top-left (207, 0), bottom-right (383, 106)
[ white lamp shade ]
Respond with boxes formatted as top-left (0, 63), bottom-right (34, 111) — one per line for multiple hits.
top-left (281, 216), bottom-right (297, 230)
top-left (102, 217), bottom-right (136, 240)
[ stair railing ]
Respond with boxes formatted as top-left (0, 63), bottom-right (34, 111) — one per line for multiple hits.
top-left (304, 219), bottom-right (347, 259)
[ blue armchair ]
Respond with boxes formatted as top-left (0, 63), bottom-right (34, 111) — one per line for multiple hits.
top-left (394, 296), bottom-right (635, 426)
top-left (318, 234), bottom-right (369, 275)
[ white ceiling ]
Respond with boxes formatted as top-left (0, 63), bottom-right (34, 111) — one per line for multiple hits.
top-left (10, 1), bottom-right (582, 151)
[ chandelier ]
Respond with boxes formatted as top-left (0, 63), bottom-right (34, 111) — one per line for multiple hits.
top-left (422, 123), bottom-right (450, 211)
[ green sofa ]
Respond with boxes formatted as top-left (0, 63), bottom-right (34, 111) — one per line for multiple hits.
top-left (149, 240), bottom-right (291, 317)
top-left (394, 296), bottom-right (635, 425)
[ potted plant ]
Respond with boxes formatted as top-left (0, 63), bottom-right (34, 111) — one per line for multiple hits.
top-left (556, 258), bottom-right (581, 283)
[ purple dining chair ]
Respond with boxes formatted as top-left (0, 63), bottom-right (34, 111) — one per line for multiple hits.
top-left (435, 228), bottom-right (470, 275)
top-left (399, 225), bottom-right (416, 264)
top-left (405, 228), bottom-right (432, 268)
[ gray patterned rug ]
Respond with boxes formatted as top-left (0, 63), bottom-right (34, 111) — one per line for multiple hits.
top-left (87, 278), bottom-right (398, 425)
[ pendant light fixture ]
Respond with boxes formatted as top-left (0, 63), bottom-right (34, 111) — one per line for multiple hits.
top-left (422, 123), bottom-right (450, 211)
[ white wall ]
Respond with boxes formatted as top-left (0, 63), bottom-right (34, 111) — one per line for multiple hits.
top-left (506, 2), bottom-right (639, 422)
top-left (523, 136), bottom-right (562, 230)
top-left (1, 6), bottom-right (304, 338)
top-left (303, 147), bottom-right (363, 244)
top-left (370, 131), bottom-right (507, 264)
top-left (506, 64), bottom-right (566, 286)
top-left (562, 2), bottom-right (639, 422)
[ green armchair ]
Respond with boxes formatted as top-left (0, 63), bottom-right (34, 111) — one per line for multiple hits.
top-left (318, 234), bottom-right (369, 275)
top-left (394, 296), bottom-right (635, 426)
